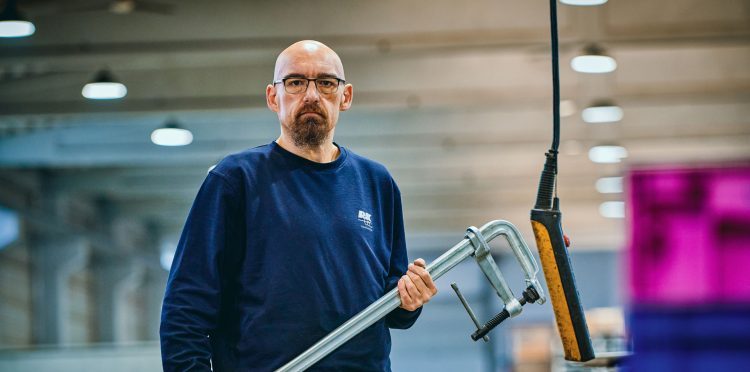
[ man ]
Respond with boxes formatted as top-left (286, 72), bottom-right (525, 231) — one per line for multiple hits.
top-left (160, 40), bottom-right (437, 371)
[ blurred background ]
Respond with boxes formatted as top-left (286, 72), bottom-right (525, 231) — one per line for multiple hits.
top-left (0, 0), bottom-right (748, 371)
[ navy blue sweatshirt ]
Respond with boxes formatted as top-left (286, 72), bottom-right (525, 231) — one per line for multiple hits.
top-left (160, 142), bottom-right (421, 371)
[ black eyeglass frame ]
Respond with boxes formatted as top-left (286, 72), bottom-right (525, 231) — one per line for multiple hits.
top-left (272, 77), bottom-right (346, 94)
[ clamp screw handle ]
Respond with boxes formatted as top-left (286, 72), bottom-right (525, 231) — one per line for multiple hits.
top-left (451, 282), bottom-right (490, 343)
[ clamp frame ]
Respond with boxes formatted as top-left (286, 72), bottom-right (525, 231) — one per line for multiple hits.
top-left (276, 220), bottom-right (545, 372)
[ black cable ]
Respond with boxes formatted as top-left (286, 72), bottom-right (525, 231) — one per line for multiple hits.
top-left (550, 0), bottom-right (560, 154)
top-left (550, 0), bottom-right (560, 201)
top-left (534, 0), bottom-right (561, 210)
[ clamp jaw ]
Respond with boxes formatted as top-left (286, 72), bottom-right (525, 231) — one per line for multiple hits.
top-left (452, 222), bottom-right (546, 341)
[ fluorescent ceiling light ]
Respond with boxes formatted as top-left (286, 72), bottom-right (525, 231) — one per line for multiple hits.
top-left (0, 1), bottom-right (35, 38)
top-left (82, 82), bottom-right (127, 100)
top-left (589, 145), bottom-right (628, 163)
top-left (0, 20), bottom-right (34, 38)
top-left (571, 45), bottom-right (617, 74)
top-left (561, 0), bottom-right (608, 6)
top-left (599, 201), bottom-right (625, 219)
top-left (151, 122), bottom-right (193, 147)
top-left (82, 69), bottom-right (127, 100)
top-left (572, 55), bottom-right (617, 73)
top-left (582, 104), bottom-right (623, 123)
top-left (595, 177), bottom-right (623, 194)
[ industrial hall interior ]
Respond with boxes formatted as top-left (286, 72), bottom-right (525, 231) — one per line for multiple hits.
top-left (0, 0), bottom-right (748, 371)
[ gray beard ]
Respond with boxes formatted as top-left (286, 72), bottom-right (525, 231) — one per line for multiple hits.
top-left (290, 116), bottom-right (329, 148)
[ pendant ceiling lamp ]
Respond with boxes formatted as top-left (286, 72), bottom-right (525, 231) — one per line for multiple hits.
top-left (571, 44), bottom-right (617, 74)
top-left (82, 69), bottom-right (128, 100)
top-left (151, 120), bottom-right (194, 147)
top-left (0, 0), bottom-right (35, 38)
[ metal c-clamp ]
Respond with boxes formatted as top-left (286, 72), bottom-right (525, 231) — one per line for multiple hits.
top-left (452, 224), bottom-right (546, 341)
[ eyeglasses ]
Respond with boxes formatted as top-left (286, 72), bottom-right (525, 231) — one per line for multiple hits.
top-left (272, 77), bottom-right (345, 94)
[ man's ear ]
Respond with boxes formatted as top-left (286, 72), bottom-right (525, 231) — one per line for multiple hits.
top-left (266, 84), bottom-right (279, 112)
top-left (340, 84), bottom-right (353, 111)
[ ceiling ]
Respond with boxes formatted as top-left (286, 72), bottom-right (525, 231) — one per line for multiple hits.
top-left (1, 0), bottom-right (749, 251)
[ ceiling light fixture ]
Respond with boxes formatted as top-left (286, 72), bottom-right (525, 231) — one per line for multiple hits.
top-left (571, 44), bottom-right (617, 74)
top-left (561, 0), bottom-right (608, 6)
top-left (151, 120), bottom-right (193, 147)
top-left (82, 69), bottom-right (127, 100)
top-left (595, 176), bottom-right (623, 194)
top-left (0, 0), bottom-right (35, 38)
top-left (582, 101), bottom-right (623, 123)
top-left (588, 145), bottom-right (628, 163)
top-left (599, 201), bottom-right (625, 219)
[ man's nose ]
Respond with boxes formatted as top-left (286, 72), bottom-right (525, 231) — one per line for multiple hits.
top-left (303, 80), bottom-right (321, 102)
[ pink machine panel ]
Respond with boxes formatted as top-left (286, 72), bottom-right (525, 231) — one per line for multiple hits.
top-left (627, 164), bottom-right (750, 305)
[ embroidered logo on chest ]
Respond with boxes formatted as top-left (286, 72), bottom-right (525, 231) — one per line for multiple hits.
top-left (357, 210), bottom-right (374, 231)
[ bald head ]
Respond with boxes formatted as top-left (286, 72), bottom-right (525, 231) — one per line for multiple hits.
top-left (266, 40), bottom-right (353, 152)
top-left (273, 40), bottom-right (345, 81)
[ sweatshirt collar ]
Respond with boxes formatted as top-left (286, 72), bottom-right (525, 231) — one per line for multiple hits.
top-left (269, 141), bottom-right (348, 171)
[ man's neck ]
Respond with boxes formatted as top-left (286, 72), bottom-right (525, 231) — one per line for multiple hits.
top-left (275, 136), bottom-right (340, 163)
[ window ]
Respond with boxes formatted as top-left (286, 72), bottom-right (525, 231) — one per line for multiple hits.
top-left (0, 205), bottom-right (20, 250)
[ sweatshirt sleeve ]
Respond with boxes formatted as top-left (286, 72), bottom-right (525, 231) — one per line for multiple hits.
top-left (384, 179), bottom-right (423, 329)
top-left (160, 171), bottom-right (242, 371)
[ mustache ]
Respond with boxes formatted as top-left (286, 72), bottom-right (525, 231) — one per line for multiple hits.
top-left (296, 103), bottom-right (326, 119)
